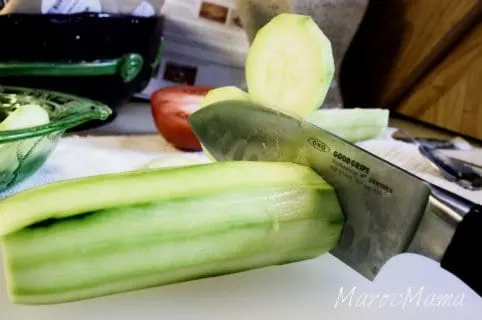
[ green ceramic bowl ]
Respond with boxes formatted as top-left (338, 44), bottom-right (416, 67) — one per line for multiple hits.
top-left (0, 85), bottom-right (112, 192)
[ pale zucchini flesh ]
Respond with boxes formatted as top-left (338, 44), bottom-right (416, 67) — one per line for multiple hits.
top-left (307, 108), bottom-right (389, 142)
top-left (0, 161), bottom-right (344, 305)
top-left (245, 13), bottom-right (335, 118)
top-left (0, 104), bottom-right (50, 131)
top-left (200, 86), bottom-right (251, 109)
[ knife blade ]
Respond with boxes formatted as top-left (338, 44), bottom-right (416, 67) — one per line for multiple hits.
top-left (188, 100), bottom-right (482, 296)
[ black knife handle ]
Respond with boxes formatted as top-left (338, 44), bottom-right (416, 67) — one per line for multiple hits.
top-left (440, 204), bottom-right (482, 295)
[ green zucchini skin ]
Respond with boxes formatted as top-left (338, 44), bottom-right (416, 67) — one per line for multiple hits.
top-left (0, 161), bottom-right (328, 236)
top-left (0, 161), bottom-right (344, 305)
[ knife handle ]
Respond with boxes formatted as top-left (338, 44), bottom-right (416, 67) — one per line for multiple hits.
top-left (440, 203), bottom-right (482, 296)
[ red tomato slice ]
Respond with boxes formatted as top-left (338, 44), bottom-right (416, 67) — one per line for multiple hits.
top-left (150, 85), bottom-right (212, 151)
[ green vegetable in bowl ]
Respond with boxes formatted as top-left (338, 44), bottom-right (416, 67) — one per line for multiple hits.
top-left (0, 104), bottom-right (50, 131)
top-left (0, 85), bottom-right (111, 192)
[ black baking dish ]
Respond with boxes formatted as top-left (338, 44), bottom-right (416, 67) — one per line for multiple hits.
top-left (0, 12), bottom-right (164, 128)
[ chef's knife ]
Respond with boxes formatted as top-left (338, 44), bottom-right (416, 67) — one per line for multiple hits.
top-left (188, 100), bottom-right (482, 296)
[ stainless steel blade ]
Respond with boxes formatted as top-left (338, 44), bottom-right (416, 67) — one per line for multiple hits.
top-left (188, 100), bottom-right (432, 280)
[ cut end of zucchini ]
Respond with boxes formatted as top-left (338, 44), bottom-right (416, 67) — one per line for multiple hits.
top-left (307, 108), bottom-right (390, 142)
top-left (0, 161), bottom-right (344, 305)
top-left (245, 13), bottom-right (335, 118)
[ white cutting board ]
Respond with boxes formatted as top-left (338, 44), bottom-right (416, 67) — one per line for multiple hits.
top-left (1, 125), bottom-right (481, 318)
top-left (2, 252), bottom-right (482, 320)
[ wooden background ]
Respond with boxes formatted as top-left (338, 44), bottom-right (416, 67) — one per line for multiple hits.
top-left (339, 0), bottom-right (482, 140)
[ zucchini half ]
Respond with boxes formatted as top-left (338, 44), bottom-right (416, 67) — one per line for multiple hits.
top-left (0, 161), bottom-right (344, 305)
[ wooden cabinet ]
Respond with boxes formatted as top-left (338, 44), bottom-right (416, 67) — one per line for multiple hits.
top-left (340, 0), bottom-right (482, 140)
top-left (396, 21), bottom-right (482, 139)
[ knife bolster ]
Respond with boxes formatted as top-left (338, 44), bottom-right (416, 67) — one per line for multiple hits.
top-left (407, 194), bottom-right (461, 262)
top-left (408, 184), bottom-right (482, 296)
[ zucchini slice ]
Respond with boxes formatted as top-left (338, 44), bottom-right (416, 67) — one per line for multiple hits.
top-left (245, 13), bottom-right (335, 118)
top-left (0, 104), bottom-right (50, 131)
top-left (307, 108), bottom-right (390, 142)
top-left (200, 86), bottom-right (251, 108)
